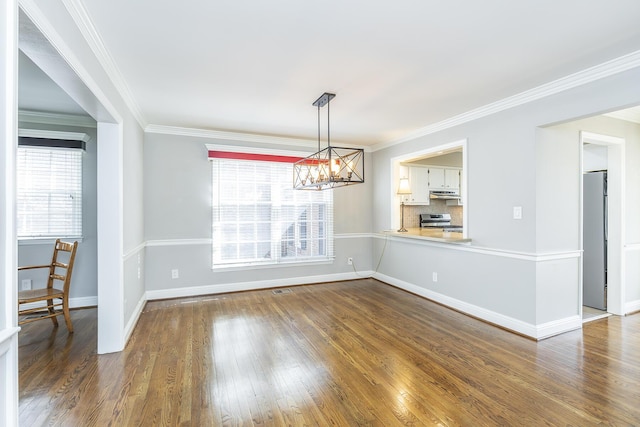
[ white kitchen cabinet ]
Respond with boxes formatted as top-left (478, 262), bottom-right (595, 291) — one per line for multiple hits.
top-left (427, 167), bottom-right (445, 189)
top-left (427, 167), bottom-right (460, 190)
top-left (406, 166), bottom-right (430, 204)
top-left (404, 165), bottom-right (461, 203)
top-left (445, 168), bottom-right (460, 190)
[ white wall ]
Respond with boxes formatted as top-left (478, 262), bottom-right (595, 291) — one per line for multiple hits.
top-left (122, 119), bottom-right (145, 331)
top-left (583, 144), bottom-right (608, 172)
top-left (143, 131), bottom-right (373, 298)
top-left (372, 66), bottom-right (640, 338)
top-left (550, 115), bottom-right (640, 245)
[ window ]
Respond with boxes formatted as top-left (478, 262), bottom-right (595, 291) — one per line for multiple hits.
top-left (211, 152), bottom-right (333, 268)
top-left (17, 145), bottom-right (83, 239)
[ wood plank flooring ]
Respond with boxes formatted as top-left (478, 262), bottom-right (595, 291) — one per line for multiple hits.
top-left (18, 278), bottom-right (640, 426)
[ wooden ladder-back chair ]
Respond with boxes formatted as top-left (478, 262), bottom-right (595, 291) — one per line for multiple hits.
top-left (18, 239), bottom-right (78, 333)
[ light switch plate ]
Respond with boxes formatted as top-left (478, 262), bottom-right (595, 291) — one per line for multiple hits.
top-left (513, 206), bottom-right (523, 220)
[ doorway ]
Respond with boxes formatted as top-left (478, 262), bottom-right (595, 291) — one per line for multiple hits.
top-left (580, 131), bottom-right (625, 319)
top-left (18, 7), bottom-right (125, 353)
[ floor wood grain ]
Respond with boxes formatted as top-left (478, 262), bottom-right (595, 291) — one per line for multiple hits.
top-left (19, 279), bottom-right (640, 426)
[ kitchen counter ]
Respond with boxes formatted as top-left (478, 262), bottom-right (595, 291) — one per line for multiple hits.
top-left (384, 227), bottom-right (471, 244)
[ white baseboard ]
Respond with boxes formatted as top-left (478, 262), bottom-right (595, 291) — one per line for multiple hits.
top-left (124, 294), bottom-right (147, 344)
top-left (19, 296), bottom-right (97, 312)
top-left (141, 269), bottom-right (588, 340)
top-left (145, 271), bottom-right (374, 301)
top-left (535, 316), bottom-right (582, 339)
top-left (626, 299), bottom-right (640, 315)
top-left (0, 327), bottom-right (20, 356)
top-left (372, 272), bottom-right (581, 340)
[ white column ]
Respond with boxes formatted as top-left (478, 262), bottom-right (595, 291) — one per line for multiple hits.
top-left (0, 0), bottom-right (20, 424)
top-left (97, 122), bottom-right (125, 353)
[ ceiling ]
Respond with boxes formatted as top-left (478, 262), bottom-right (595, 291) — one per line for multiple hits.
top-left (19, 0), bottom-right (640, 146)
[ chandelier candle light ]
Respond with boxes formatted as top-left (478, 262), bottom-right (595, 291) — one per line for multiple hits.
top-left (293, 92), bottom-right (365, 190)
top-left (397, 177), bottom-right (411, 232)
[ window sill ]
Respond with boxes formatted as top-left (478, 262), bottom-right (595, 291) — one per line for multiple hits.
top-left (18, 237), bottom-right (84, 246)
top-left (211, 258), bottom-right (334, 272)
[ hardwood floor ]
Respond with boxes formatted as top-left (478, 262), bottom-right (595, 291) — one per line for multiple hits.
top-left (19, 279), bottom-right (640, 426)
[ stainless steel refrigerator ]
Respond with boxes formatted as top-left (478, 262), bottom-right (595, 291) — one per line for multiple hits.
top-left (583, 171), bottom-right (607, 310)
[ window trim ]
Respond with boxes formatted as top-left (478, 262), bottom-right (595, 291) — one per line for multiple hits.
top-left (18, 128), bottom-right (90, 143)
top-left (18, 237), bottom-right (84, 246)
top-left (208, 144), bottom-right (334, 269)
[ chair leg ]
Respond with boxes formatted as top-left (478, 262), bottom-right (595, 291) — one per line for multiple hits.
top-left (47, 298), bottom-right (59, 327)
top-left (62, 297), bottom-right (73, 333)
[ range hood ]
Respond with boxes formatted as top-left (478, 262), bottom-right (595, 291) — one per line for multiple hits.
top-left (429, 190), bottom-right (461, 200)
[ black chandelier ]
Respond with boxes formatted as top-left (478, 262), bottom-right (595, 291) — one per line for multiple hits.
top-left (293, 92), bottom-right (365, 190)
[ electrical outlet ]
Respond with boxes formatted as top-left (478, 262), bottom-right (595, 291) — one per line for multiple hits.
top-left (171, 269), bottom-right (179, 279)
top-left (347, 257), bottom-right (353, 265)
top-left (21, 279), bottom-right (32, 290)
top-left (432, 272), bottom-right (438, 282)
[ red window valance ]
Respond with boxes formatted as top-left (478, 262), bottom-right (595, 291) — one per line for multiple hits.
top-left (208, 150), bottom-right (303, 164)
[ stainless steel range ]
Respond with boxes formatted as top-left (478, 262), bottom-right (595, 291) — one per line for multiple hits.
top-left (420, 213), bottom-right (463, 232)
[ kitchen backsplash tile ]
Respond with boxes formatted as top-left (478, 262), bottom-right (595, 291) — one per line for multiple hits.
top-left (400, 200), bottom-right (463, 228)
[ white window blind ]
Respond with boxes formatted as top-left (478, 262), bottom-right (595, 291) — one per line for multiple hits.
top-left (17, 146), bottom-right (83, 239)
top-left (211, 156), bottom-right (333, 267)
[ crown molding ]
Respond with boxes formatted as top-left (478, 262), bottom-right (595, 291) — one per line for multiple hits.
top-left (145, 124), bottom-right (317, 149)
top-left (372, 49), bottom-right (640, 152)
top-left (61, 0), bottom-right (146, 128)
top-left (18, 110), bottom-right (96, 128)
top-left (145, 124), bottom-right (373, 152)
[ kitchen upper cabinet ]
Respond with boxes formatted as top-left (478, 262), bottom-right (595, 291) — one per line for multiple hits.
top-left (406, 166), bottom-right (430, 204)
top-left (428, 167), bottom-right (460, 190)
top-left (445, 168), bottom-right (460, 190)
top-left (427, 167), bottom-right (445, 189)
top-left (404, 165), bottom-right (462, 204)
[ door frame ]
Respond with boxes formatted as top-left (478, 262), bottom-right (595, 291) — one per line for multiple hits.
top-left (19, 3), bottom-right (125, 353)
top-left (580, 131), bottom-right (625, 315)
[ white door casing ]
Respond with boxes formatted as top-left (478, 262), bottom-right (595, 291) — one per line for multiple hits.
top-left (580, 131), bottom-right (625, 315)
